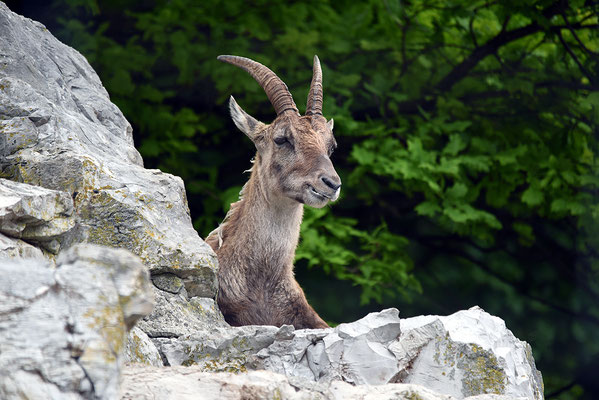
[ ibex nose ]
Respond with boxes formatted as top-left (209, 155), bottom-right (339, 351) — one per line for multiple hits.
top-left (321, 175), bottom-right (341, 191)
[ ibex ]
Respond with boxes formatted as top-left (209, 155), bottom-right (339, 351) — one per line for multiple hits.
top-left (206, 55), bottom-right (341, 329)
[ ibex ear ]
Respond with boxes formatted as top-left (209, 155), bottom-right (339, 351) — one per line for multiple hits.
top-left (229, 96), bottom-right (265, 142)
top-left (327, 118), bottom-right (334, 131)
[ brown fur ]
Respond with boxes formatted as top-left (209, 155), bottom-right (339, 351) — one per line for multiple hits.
top-left (207, 58), bottom-right (340, 329)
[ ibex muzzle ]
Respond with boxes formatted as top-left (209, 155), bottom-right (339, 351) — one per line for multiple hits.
top-left (207, 55), bottom-right (340, 328)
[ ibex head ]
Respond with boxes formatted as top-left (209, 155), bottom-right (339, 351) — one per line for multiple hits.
top-left (218, 55), bottom-right (341, 208)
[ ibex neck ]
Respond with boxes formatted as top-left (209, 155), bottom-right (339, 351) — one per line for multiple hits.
top-left (239, 169), bottom-right (304, 264)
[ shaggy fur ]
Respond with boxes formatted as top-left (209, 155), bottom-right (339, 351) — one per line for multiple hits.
top-left (207, 56), bottom-right (340, 329)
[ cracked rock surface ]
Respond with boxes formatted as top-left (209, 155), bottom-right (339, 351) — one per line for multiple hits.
top-left (0, 244), bottom-right (154, 400)
top-left (120, 364), bottom-right (524, 400)
top-left (0, 178), bottom-right (74, 256)
top-left (394, 307), bottom-right (544, 400)
top-left (136, 286), bottom-right (227, 339)
top-left (151, 307), bottom-right (543, 399)
top-left (0, 0), bottom-right (217, 296)
top-left (0, 0), bottom-right (221, 362)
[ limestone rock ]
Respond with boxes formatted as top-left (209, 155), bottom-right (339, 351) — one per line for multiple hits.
top-left (0, 1), bottom-right (217, 296)
top-left (120, 364), bottom-right (523, 400)
top-left (151, 273), bottom-right (185, 294)
top-left (154, 308), bottom-right (401, 383)
top-left (0, 178), bottom-right (74, 254)
top-left (136, 287), bottom-right (227, 339)
top-left (0, 244), bottom-right (154, 400)
top-left (155, 307), bottom-right (543, 399)
top-left (251, 308), bottom-right (401, 385)
top-left (0, 232), bottom-right (46, 261)
top-left (154, 324), bottom-right (283, 370)
top-left (125, 327), bottom-right (163, 367)
top-left (392, 306), bottom-right (544, 399)
top-left (120, 365), bottom-right (318, 400)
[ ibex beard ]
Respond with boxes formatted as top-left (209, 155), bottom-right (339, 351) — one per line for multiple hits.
top-left (206, 55), bottom-right (341, 329)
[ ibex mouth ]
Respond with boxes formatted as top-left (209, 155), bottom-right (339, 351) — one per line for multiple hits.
top-left (308, 185), bottom-right (340, 204)
top-left (309, 185), bottom-right (331, 200)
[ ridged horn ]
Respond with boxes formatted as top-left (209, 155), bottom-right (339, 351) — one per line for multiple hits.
top-left (305, 55), bottom-right (323, 116)
top-left (217, 55), bottom-right (299, 116)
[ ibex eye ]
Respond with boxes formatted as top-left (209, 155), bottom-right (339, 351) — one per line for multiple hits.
top-left (274, 136), bottom-right (288, 146)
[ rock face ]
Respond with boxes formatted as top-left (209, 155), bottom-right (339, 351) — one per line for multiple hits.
top-left (0, 3), bottom-right (545, 400)
top-left (251, 308), bottom-right (402, 385)
top-left (0, 1), bottom-right (217, 298)
top-left (0, 244), bottom-right (154, 400)
top-left (152, 307), bottom-right (543, 399)
top-left (0, 178), bottom-right (73, 259)
top-left (394, 307), bottom-right (544, 399)
top-left (121, 364), bottom-right (523, 400)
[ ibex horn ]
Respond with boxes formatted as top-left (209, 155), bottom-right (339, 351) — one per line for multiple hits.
top-left (305, 55), bottom-right (323, 116)
top-left (217, 55), bottom-right (299, 116)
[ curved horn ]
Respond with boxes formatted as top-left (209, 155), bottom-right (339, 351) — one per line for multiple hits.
top-left (305, 55), bottom-right (323, 116)
top-left (217, 55), bottom-right (299, 116)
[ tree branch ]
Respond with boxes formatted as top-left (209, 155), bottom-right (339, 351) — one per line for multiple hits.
top-left (560, 11), bottom-right (599, 57)
top-left (557, 29), bottom-right (595, 82)
top-left (394, 1), bottom-right (597, 114)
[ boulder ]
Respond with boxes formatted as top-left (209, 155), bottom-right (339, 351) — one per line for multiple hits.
top-left (152, 309), bottom-right (400, 380)
top-left (0, 231), bottom-right (46, 260)
top-left (136, 286), bottom-right (227, 339)
top-left (251, 308), bottom-right (402, 385)
top-left (0, 0), bottom-right (220, 357)
top-left (0, 178), bottom-right (74, 257)
top-left (152, 307), bottom-right (543, 399)
top-left (393, 307), bottom-right (544, 399)
top-left (153, 324), bottom-right (284, 371)
top-left (0, 244), bottom-right (154, 400)
top-left (0, 0), bottom-right (217, 298)
top-left (125, 327), bottom-right (163, 367)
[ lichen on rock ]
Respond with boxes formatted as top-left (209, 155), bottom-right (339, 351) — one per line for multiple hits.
top-left (0, 0), bottom-right (217, 293)
top-left (0, 244), bottom-right (154, 399)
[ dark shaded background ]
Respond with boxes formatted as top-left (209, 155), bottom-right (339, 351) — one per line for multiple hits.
top-left (5, 0), bottom-right (599, 398)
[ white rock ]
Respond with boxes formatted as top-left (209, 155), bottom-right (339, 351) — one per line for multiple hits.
top-left (0, 1), bottom-right (217, 297)
top-left (391, 306), bottom-right (543, 399)
top-left (0, 179), bottom-right (74, 253)
top-left (136, 287), bottom-right (227, 339)
top-left (154, 324), bottom-right (283, 371)
top-left (0, 244), bottom-right (154, 400)
top-left (253, 308), bottom-right (402, 385)
top-left (0, 232), bottom-right (47, 262)
top-left (120, 364), bottom-right (524, 400)
top-left (125, 327), bottom-right (163, 367)
top-left (0, 1), bottom-right (222, 361)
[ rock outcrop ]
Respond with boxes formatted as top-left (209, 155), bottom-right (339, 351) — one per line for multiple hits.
top-left (393, 308), bottom-right (544, 399)
top-left (121, 364), bottom-right (522, 400)
top-left (0, 178), bottom-right (73, 260)
top-left (0, 2), bottom-right (545, 400)
top-left (0, 244), bottom-right (154, 399)
top-left (0, 0), bottom-right (217, 302)
top-left (151, 307), bottom-right (543, 399)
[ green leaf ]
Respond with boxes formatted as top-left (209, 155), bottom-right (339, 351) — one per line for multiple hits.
top-left (444, 134), bottom-right (467, 155)
top-left (521, 184), bottom-right (544, 206)
top-left (446, 182), bottom-right (468, 199)
top-left (415, 201), bottom-right (441, 216)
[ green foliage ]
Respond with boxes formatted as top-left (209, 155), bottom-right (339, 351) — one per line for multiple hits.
top-left (298, 207), bottom-right (420, 305)
top-left (16, 0), bottom-right (599, 398)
